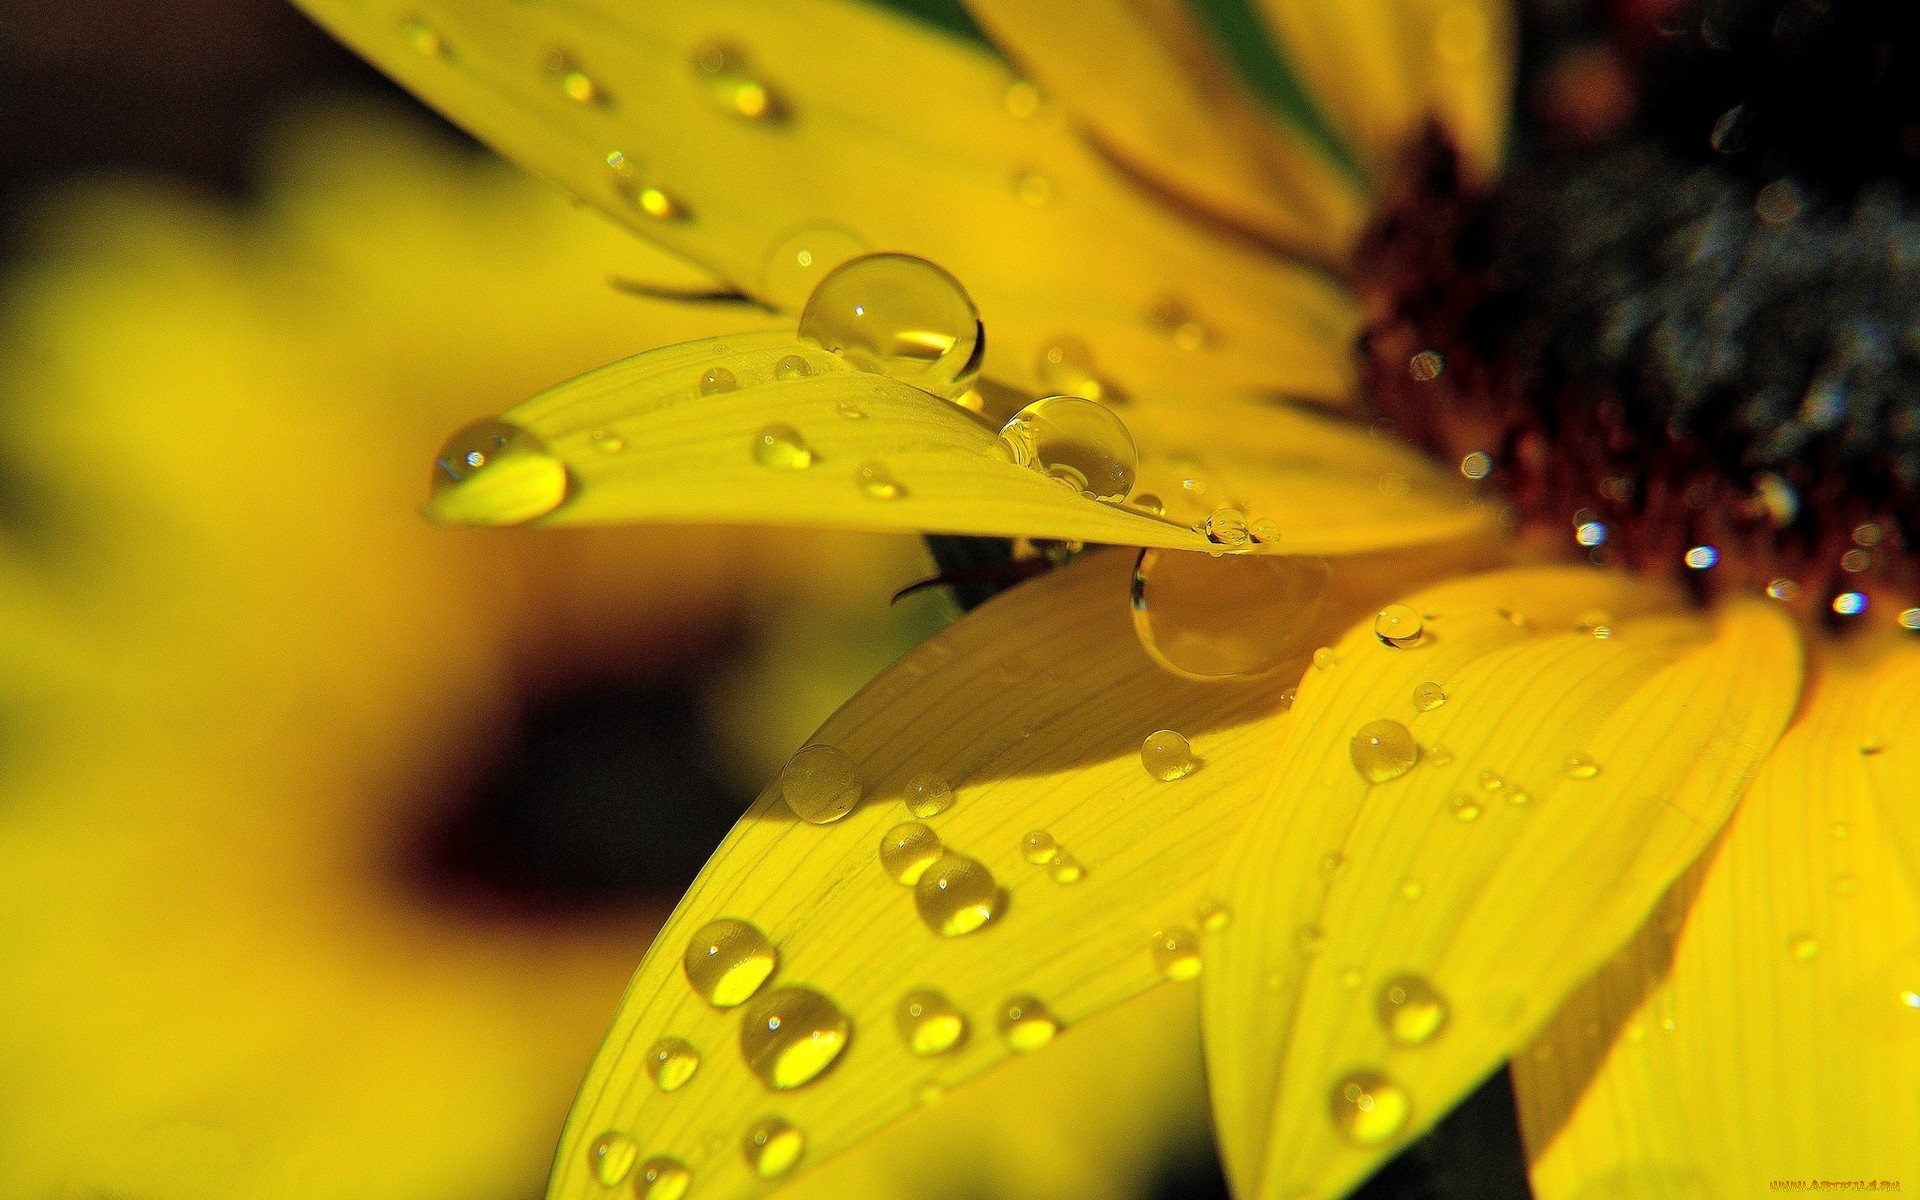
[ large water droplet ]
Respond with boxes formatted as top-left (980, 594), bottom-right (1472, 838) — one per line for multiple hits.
top-left (997, 995), bottom-right (1059, 1050)
top-left (1351, 720), bottom-right (1419, 783)
top-left (763, 225), bottom-right (868, 309)
top-left (880, 822), bottom-right (943, 885)
top-left (995, 395), bottom-right (1137, 501)
top-left (1373, 604), bottom-right (1425, 647)
top-left (1376, 974), bottom-right (1450, 1045)
top-left (427, 419), bottom-right (569, 525)
top-left (903, 772), bottom-right (953, 817)
top-left (896, 988), bottom-right (968, 1056)
top-left (1200, 507), bottom-right (1252, 550)
top-left (645, 1036), bottom-right (701, 1091)
top-left (740, 986), bottom-right (852, 1090)
top-left (915, 854), bottom-right (1001, 936)
top-left (752, 423), bottom-right (814, 470)
top-left (683, 918), bottom-right (778, 1008)
top-left (779, 743), bottom-right (861, 823)
top-left (691, 42), bottom-right (786, 122)
top-left (588, 1132), bottom-right (639, 1186)
top-left (633, 1157), bottom-right (692, 1200)
top-left (741, 1116), bottom-right (804, 1179)
top-left (798, 253), bottom-right (982, 398)
top-left (1152, 927), bottom-right (1203, 980)
top-left (1330, 1071), bottom-right (1411, 1146)
top-left (1131, 549), bottom-right (1330, 679)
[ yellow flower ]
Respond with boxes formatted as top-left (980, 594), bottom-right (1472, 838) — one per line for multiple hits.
top-left (283, 3), bottom-right (1919, 1199)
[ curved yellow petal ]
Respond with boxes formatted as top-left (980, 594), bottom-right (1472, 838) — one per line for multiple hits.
top-left (1515, 636), bottom-right (1920, 1197)
top-left (544, 542), bottom-right (1488, 1200)
top-left (1257, 0), bottom-right (1515, 183)
top-left (959, 0), bottom-right (1367, 260)
top-left (290, 0), bottom-right (1363, 405)
top-left (1201, 569), bottom-right (1802, 1198)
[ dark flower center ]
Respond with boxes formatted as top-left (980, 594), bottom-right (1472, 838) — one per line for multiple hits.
top-left (1359, 0), bottom-right (1920, 625)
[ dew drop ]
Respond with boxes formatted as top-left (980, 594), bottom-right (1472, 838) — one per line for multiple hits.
top-left (588, 1132), bottom-right (639, 1186)
top-left (1130, 549), bottom-right (1329, 680)
top-left (880, 822), bottom-right (943, 885)
top-left (1330, 1071), bottom-right (1411, 1146)
top-left (1312, 646), bottom-right (1338, 671)
top-left (1340, 966), bottom-right (1365, 990)
top-left (772, 354), bottom-right (814, 381)
top-left (590, 429), bottom-right (625, 454)
top-left (1250, 517), bottom-right (1282, 543)
top-left (1374, 604), bottom-right (1425, 647)
top-left (691, 42), bottom-right (786, 122)
top-left (1479, 769), bottom-right (1504, 791)
top-left (1013, 170), bottom-right (1054, 206)
top-left (1004, 79), bottom-right (1042, 118)
top-left (1409, 350), bottom-right (1444, 381)
top-left (1565, 754), bottom-right (1601, 780)
top-left (683, 918), bottom-right (778, 1008)
top-left (1047, 849), bottom-right (1085, 884)
top-left (740, 986), bottom-right (852, 1090)
top-left (798, 253), bottom-right (982, 398)
top-left (836, 401), bottom-right (866, 419)
top-left (762, 225), bottom-right (868, 310)
top-left (1134, 493), bottom-right (1166, 516)
top-left (1399, 879), bottom-right (1424, 902)
top-left (1196, 900), bottom-right (1233, 931)
top-left (915, 854), bottom-right (1001, 936)
top-left (1200, 507), bottom-right (1252, 550)
top-left (1140, 729), bottom-right (1196, 781)
top-left (627, 1158), bottom-right (689, 1200)
top-left (752, 423), bottom-right (814, 470)
top-left (903, 772), bottom-right (953, 817)
top-left (1020, 829), bottom-right (1058, 864)
top-left (645, 1036), bottom-right (701, 1092)
top-left (1376, 974), bottom-right (1450, 1045)
top-left (996, 394), bottom-right (1138, 502)
top-left (1412, 682), bottom-right (1447, 711)
top-left (427, 419), bottom-right (569, 525)
top-left (633, 186), bottom-right (688, 221)
top-left (997, 995), bottom-right (1059, 1050)
top-left (1350, 720), bottom-right (1419, 783)
top-left (1788, 932), bottom-right (1820, 962)
top-left (852, 461), bottom-right (903, 500)
top-left (699, 365), bottom-right (740, 396)
top-left (1506, 787), bottom-right (1533, 807)
top-left (1460, 450), bottom-right (1493, 479)
top-left (1152, 926), bottom-right (1203, 980)
top-left (1451, 795), bottom-right (1483, 822)
top-left (1034, 337), bottom-right (1115, 402)
top-left (895, 988), bottom-right (968, 1056)
top-left (400, 16), bottom-right (448, 58)
top-left (1297, 924), bottom-right (1326, 955)
top-left (739, 1115), bottom-right (804, 1178)
top-left (779, 743), bottom-right (860, 823)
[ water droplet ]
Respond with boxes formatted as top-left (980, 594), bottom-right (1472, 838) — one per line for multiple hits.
top-left (1576, 521), bottom-right (1609, 548)
top-left (631, 186), bottom-right (688, 221)
top-left (1297, 925), bottom-right (1326, 955)
top-left (836, 401), bottom-right (866, 419)
top-left (996, 395), bottom-right (1138, 502)
top-left (752, 423), bottom-right (814, 470)
top-left (1479, 769), bottom-right (1504, 791)
top-left (1340, 966), bottom-right (1365, 990)
top-left (1152, 927), bottom-right (1203, 980)
top-left (1004, 79), bottom-right (1042, 118)
top-left (1505, 787), bottom-right (1532, 806)
top-left (1412, 682), bottom-right (1446, 712)
top-left (779, 743), bottom-right (860, 823)
top-left (1376, 974), bottom-right (1450, 1045)
top-left (762, 225), bottom-right (868, 310)
top-left (1312, 646), bottom-right (1338, 671)
top-left (895, 989), bottom-right (968, 1056)
top-left (1250, 517), bottom-right (1282, 543)
top-left (1130, 549), bottom-right (1329, 680)
top-left (699, 365), bottom-right (740, 396)
top-left (902, 772), bottom-right (952, 817)
top-left (1427, 744), bottom-right (1455, 766)
top-left (1788, 932), bottom-right (1820, 961)
top-left (400, 16), bottom-right (448, 58)
top-left (1768, 578), bottom-right (1802, 602)
top-left (740, 986), bottom-right (851, 1090)
top-left (1321, 852), bottom-right (1347, 879)
top-left (855, 461), bottom-right (906, 500)
top-left (428, 419), bottom-right (569, 525)
top-left (1047, 849), bottom-right (1085, 883)
top-left (1409, 350), bottom-right (1444, 381)
top-left (773, 354), bottom-right (813, 381)
top-left (1196, 900), bottom-right (1232, 931)
top-left (691, 42), bottom-right (786, 122)
top-left (1013, 170), bottom-right (1054, 206)
top-left (1134, 493), bottom-right (1166, 516)
top-left (1460, 451), bottom-right (1492, 479)
top-left (1399, 879), bottom-right (1424, 902)
top-left (880, 822), bottom-right (943, 885)
top-left (1034, 337), bottom-right (1116, 402)
top-left (1683, 545), bottom-right (1719, 570)
top-left (739, 1115), bottom-right (804, 1178)
top-left (997, 995), bottom-right (1059, 1050)
top-left (1565, 754), bottom-right (1600, 780)
top-left (1140, 730), bottom-right (1196, 781)
top-left (1330, 1071), bottom-right (1411, 1146)
top-left (1200, 507), bottom-right (1252, 550)
top-left (1351, 720), bottom-right (1419, 783)
top-left (915, 854), bottom-right (1001, 936)
top-left (1374, 604), bottom-right (1425, 647)
top-left (798, 253), bottom-right (981, 398)
top-left (590, 429), bottom-right (625, 454)
top-left (1451, 795), bottom-right (1483, 822)
top-left (1020, 829), bottom-right (1058, 864)
top-left (1832, 821), bottom-right (1850, 839)
top-left (683, 918), bottom-right (778, 1008)
top-left (645, 1036), bottom-right (701, 1091)
top-left (588, 1132), bottom-right (639, 1186)
top-left (1832, 873), bottom-right (1858, 897)
top-left (1147, 295), bottom-right (1212, 350)
top-left (633, 1158), bottom-right (692, 1200)
top-left (1833, 591), bottom-right (1869, 616)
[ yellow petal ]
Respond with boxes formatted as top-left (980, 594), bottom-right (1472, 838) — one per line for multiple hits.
top-left (1201, 569), bottom-right (1802, 1198)
top-left (288, 0), bottom-right (1363, 405)
top-left (1516, 635), bottom-right (1920, 1196)
top-left (1257, 0), bottom-right (1515, 183)
top-left (544, 543), bottom-right (1486, 1200)
top-left (959, 0), bottom-right (1367, 259)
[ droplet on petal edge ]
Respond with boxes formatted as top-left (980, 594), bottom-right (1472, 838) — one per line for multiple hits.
top-left (797, 253), bottom-right (981, 398)
top-left (739, 986), bottom-right (852, 1090)
top-left (995, 394), bottom-right (1138, 502)
top-left (427, 418), bottom-right (569, 525)
top-left (683, 918), bottom-right (778, 1009)
top-left (779, 743), bottom-right (861, 823)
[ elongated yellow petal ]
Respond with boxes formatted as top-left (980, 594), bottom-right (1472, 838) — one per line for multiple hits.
top-left (1515, 636), bottom-right (1920, 1197)
top-left (1201, 570), bottom-right (1801, 1198)
top-left (1257, 0), bottom-right (1515, 182)
top-left (544, 543), bottom-right (1484, 1200)
top-left (960, 0), bottom-right (1366, 259)
top-left (290, 0), bottom-right (1363, 405)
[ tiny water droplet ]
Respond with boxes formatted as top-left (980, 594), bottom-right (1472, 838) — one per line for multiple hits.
top-left (1451, 795), bottom-right (1483, 822)
top-left (1351, 720), bottom-right (1419, 783)
top-left (997, 995), bottom-right (1059, 1050)
top-left (1013, 170), bottom-right (1054, 206)
top-left (740, 986), bottom-right (851, 1090)
top-left (1412, 682), bottom-right (1446, 711)
top-left (683, 918), bottom-right (778, 1008)
top-left (1376, 974), bottom-right (1450, 1045)
top-left (1250, 517), bottom-right (1281, 543)
top-left (1399, 879), bottom-right (1424, 902)
top-left (588, 1132), bottom-right (639, 1186)
top-left (1140, 729), bottom-right (1196, 780)
top-left (691, 42), bottom-right (786, 122)
top-left (1020, 829), bottom-right (1058, 864)
top-left (1004, 79), bottom-right (1042, 118)
top-left (645, 1036), bottom-right (701, 1091)
top-left (1565, 754), bottom-right (1600, 780)
top-left (903, 772), bottom-right (953, 817)
top-left (773, 354), bottom-right (813, 381)
top-left (915, 854), bottom-right (1001, 936)
top-left (835, 401), bottom-right (866, 419)
top-left (1297, 925), bottom-right (1326, 955)
top-left (880, 822), bottom-right (943, 884)
top-left (1788, 932), bottom-right (1820, 961)
top-left (1479, 769), bottom-right (1504, 791)
top-left (630, 185), bottom-right (687, 220)
top-left (590, 429), bottom-right (625, 453)
top-left (996, 394), bottom-right (1138, 502)
top-left (400, 16), bottom-right (448, 58)
top-left (1131, 549), bottom-right (1329, 679)
top-left (1340, 966), bottom-right (1365, 990)
top-left (1321, 852), bottom-right (1347, 878)
top-left (1134, 493), bottom-right (1166, 516)
top-left (1196, 900), bottom-right (1232, 931)
top-left (1152, 927), bottom-right (1203, 980)
top-left (855, 460), bottom-right (906, 500)
top-left (741, 1116), bottom-right (804, 1179)
top-left (1047, 848), bottom-right (1085, 883)
top-left (1427, 744), bottom-right (1455, 766)
top-left (428, 419), bottom-right (569, 525)
top-left (895, 988), bottom-right (968, 1056)
top-left (1200, 507), bottom-right (1252, 550)
top-left (779, 743), bottom-right (860, 823)
top-left (1312, 646), bottom-right (1337, 671)
top-left (752, 423), bottom-right (814, 470)
top-left (633, 1157), bottom-right (692, 1200)
top-left (799, 253), bottom-right (981, 398)
top-left (1330, 1071), bottom-right (1411, 1146)
top-left (1506, 787), bottom-right (1532, 806)
top-left (1374, 604), bottom-right (1425, 647)
top-left (699, 365), bottom-right (739, 395)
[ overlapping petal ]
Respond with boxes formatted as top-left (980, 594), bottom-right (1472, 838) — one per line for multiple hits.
top-left (1201, 567), bottom-right (1801, 1198)
top-left (1515, 636), bottom-right (1920, 1197)
top-left (289, 0), bottom-right (1363, 406)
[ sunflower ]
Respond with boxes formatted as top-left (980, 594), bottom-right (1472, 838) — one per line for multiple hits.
top-left (284, 1), bottom-right (1920, 1198)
